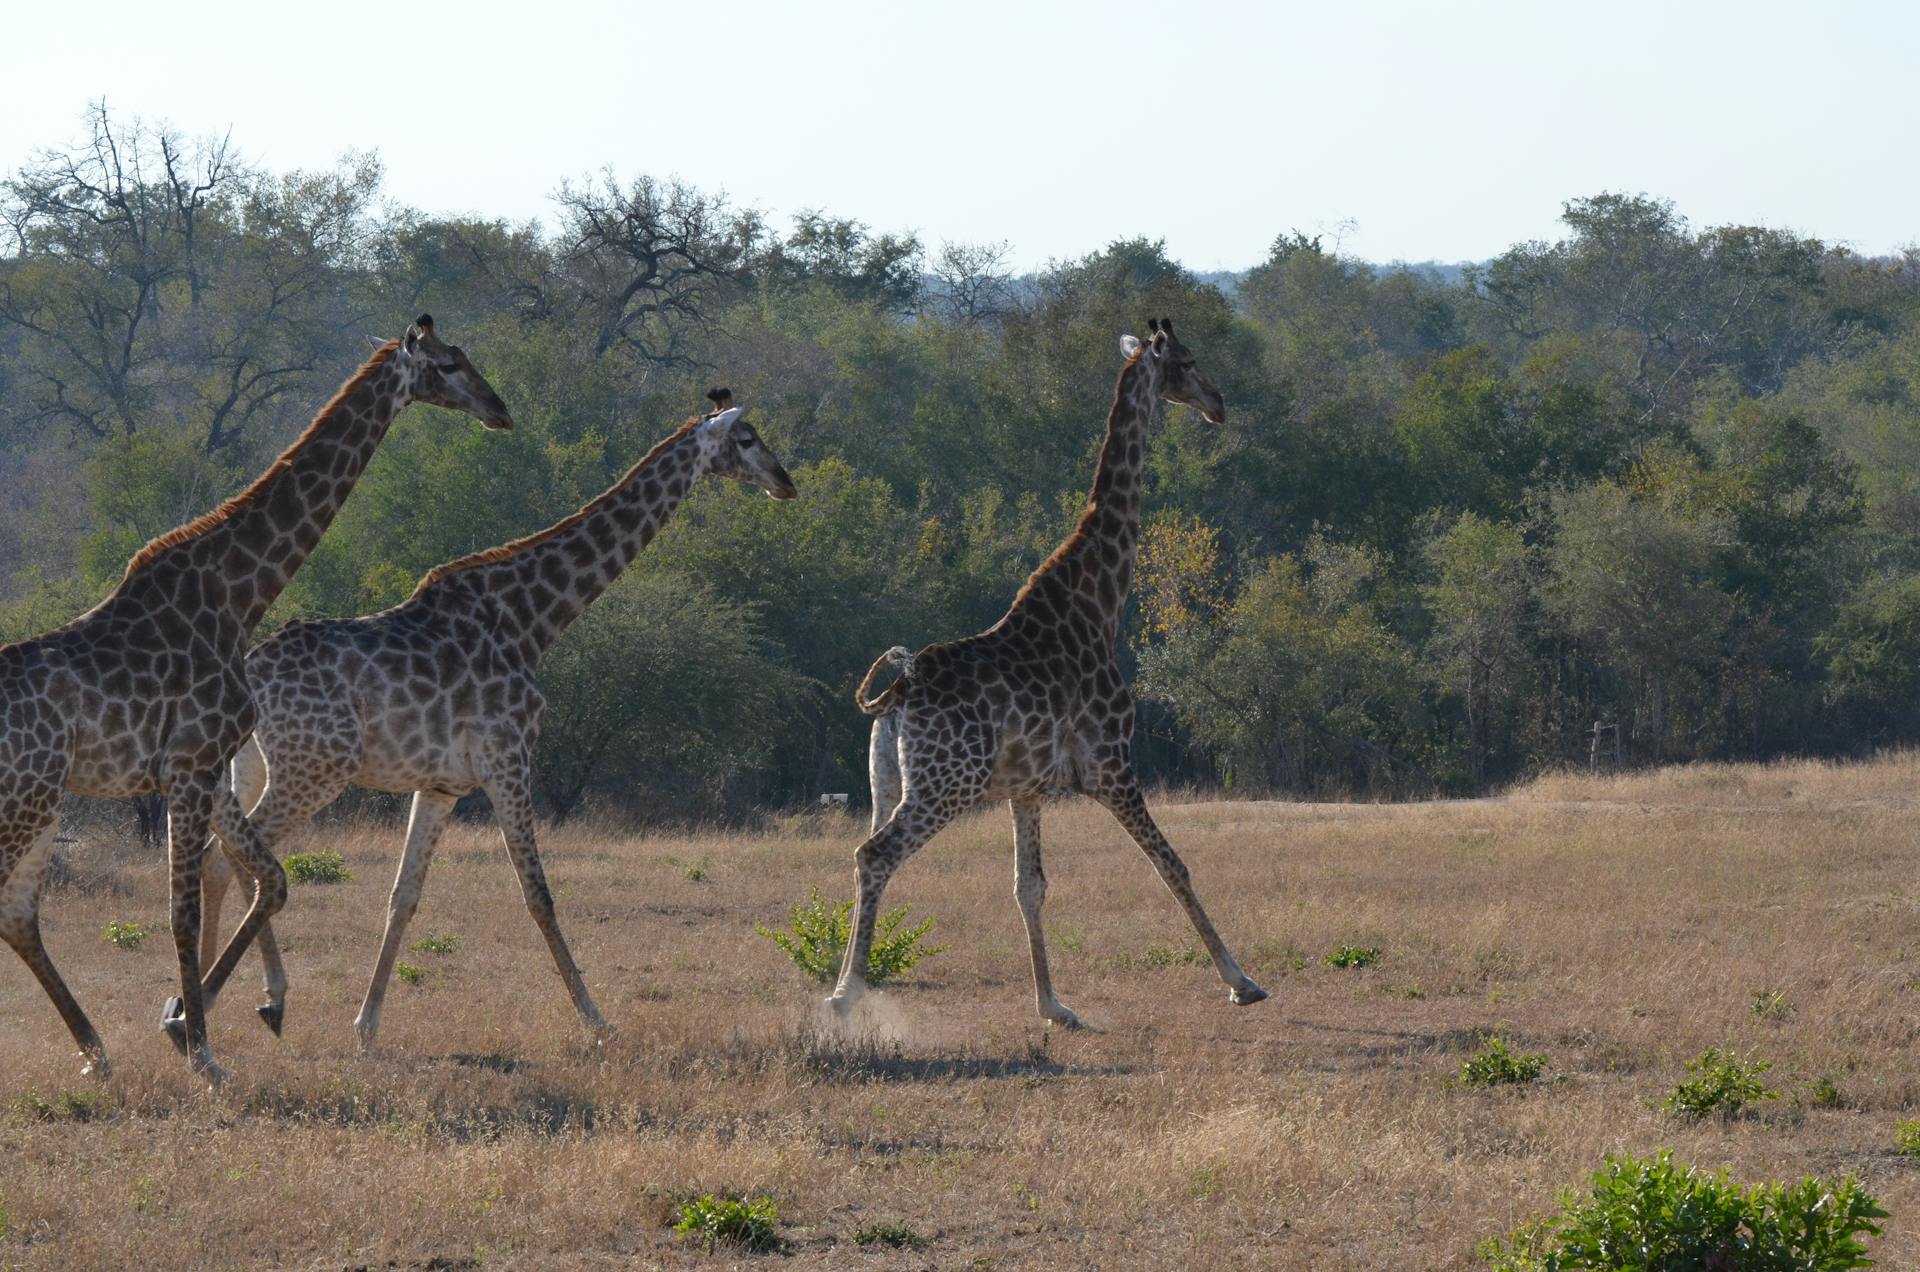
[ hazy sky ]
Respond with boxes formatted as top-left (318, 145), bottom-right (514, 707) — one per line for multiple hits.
top-left (5, 1), bottom-right (1912, 271)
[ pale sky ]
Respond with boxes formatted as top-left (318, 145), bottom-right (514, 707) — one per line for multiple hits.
top-left (4, 0), bottom-right (1912, 271)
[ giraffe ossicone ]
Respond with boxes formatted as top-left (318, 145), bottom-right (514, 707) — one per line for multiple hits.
top-left (199, 392), bottom-right (797, 1050)
top-left (1, 317), bottom-right (511, 1084)
top-left (834, 319), bottom-right (1269, 1026)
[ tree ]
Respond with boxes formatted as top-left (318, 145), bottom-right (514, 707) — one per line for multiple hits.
top-left (551, 172), bottom-right (747, 362)
top-left (535, 570), bottom-right (801, 820)
top-left (1420, 513), bottom-right (1532, 788)
top-left (1543, 484), bottom-right (1733, 760)
top-left (925, 239), bottom-right (1016, 326)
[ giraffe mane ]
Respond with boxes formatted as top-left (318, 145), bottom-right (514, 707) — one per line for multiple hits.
top-left (413, 414), bottom-right (706, 591)
top-left (1008, 347), bottom-right (1149, 609)
top-left (121, 341), bottom-right (402, 579)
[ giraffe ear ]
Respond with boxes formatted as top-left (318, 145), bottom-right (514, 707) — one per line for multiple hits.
top-left (1120, 335), bottom-right (1143, 360)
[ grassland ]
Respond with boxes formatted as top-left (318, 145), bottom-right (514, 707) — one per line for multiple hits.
top-left (3, 755), bottom-right (1920, 1267)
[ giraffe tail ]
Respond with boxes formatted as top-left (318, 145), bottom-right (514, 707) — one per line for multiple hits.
top-left (855, 646), bottom-right (915, 717)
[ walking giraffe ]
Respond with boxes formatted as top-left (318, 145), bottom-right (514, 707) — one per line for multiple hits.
top-left (197, 391), bottom-right (796, 1048)
top-left (0, 317), bottom-right (512, 1081)
top-left (835, 320), bottom-right (1268, 1024)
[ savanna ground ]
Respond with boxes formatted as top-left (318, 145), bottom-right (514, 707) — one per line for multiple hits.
top-left (4, 755), bottom-right (1920, 1269)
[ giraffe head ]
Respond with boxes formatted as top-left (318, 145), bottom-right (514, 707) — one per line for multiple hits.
top-left (398, 315), bottom-right (515, 430)
top-left (1119, 318), bottom-right (1226, 423)
top-left (697, 391), bottom-right (797, 500)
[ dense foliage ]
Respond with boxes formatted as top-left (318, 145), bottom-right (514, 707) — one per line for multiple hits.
top-left (6, 106), bottom-right (1920, 820)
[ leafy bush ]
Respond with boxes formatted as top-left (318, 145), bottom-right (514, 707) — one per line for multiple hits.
top-left (1665, 1047), bottom-right (1779, 1119)
top-left (851, 1219), bottom-right (926, 1249)
top-left (16, 1088), bottom-right (102, 1122)
top-left (394, 961), bottom-right (428, 987)
top-left (1896, 1118), bottom-right (1920, 1157)
top-left (1324, 943), bottom-right (1381, 969)
top-left (755, 887), bottom-right (945, 985)
top-left (1459, 1037), bottom-right (1546, 1088)
top-left (410, 931), bottom-right (460, 955)
top-left (101, 920), bottom-right (146, 950)
top-left (284, 850), bottom-right (352, 885)
top-left (673, 1194), bottom-right (780, 1253)
top-left (1477, 1149), bottom-right (1886, 1270)
top-left (1751, 988), bottom-right (1793, 1020)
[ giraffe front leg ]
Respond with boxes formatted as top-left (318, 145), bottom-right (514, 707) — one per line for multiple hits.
top-left (486, 765), bottom-right (610, 1043)
top-left (354, 790), bottom-right (455, 1050)
top-left (228, 732), bottom-right (289, 1034)
top-left (198, 783), bottom-right (288, 1008)
top-left (1011, 798), bottom-right (1080, 1028)
top-left (1093, 780), bottom-right (1268, 1008)
top-left (159, 773), bottom-right (227, 1087)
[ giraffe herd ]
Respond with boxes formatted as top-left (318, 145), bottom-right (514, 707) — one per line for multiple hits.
top-left (2, 314), bottom-right (1265, 1086)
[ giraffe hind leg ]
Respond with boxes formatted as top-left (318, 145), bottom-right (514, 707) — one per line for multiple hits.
top-left (828, 794), bottom-right (961, 1013)
top-left (1, 814), bottom-right (110, 1077)
top-left (354, 790), bottom-right (456, 1050)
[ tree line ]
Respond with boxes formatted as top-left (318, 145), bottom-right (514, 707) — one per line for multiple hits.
top-left (5, 104), bottom-right (1919, 823)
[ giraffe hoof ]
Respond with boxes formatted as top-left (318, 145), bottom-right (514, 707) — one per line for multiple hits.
top-left (195, 1058), bottom-right (230, 1091)
top-left (79, 1052), bottom-right (111, 1081)
top-left (1229, 981), bottom-right (1270, 1007)
top-left (1046, 1009), bottom-right (1083, 1030)
top-left (160, 997), bottom-right (189, 1054)
top-left (257, 1002), bottom-right (285, 1037)
top-left (823, 993), bottom-right (855, 1017)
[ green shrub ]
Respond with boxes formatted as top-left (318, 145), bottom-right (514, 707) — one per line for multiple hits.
top-left (673, 1194), bottom-right (780, 1253)
top-left (851, 1219), bottom-right (926, 1249)
top-left (394, 961), bottom-right (428, 987)
top-left (16, 1088), bottom-right (101, 1122)
top-left (755, 887), bottom-right (945, 985)
top-left (101, 920), bottom-right (146, 950)
top-left (1665, 1047), bottom-right (1779, 1119)
top-left (1324, 943), bottom-right (1381, 969)
top-left (410, 931), bottom-right (460, 955)
top-left (284, 850), bottom-right (352, 885)
top-left (1459, 1037), bottom-right (1546, 1088)
top-left (1751, 988), bottom-right (1793, 1020)
top-left (1896, 1118), bottom-right (1920, 1157)
top-left (1478, 1149), bottom-right (1886, 1270)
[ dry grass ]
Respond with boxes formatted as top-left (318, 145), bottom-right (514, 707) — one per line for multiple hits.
top-left (5, 754), bottom-right (1920, 1267)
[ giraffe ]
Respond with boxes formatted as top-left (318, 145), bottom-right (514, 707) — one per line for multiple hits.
top-left (0, 316), bottom-right (512, 1081)
top-left (832, 319), bottom-right (1268, 1025)
top-left (194, 390), bottom-right (797, 1049)
top-left (866, 647), bottom-right (913, 834)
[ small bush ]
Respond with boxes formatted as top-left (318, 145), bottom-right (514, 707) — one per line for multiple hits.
top-left (1896, 1118), bottom-right (1920, 1157)
top-left (755, 887), bottom-right (946, 985)
top-left (1665, 1047), bottom-right (1779, 1119)
top-left (16, 1088), bottom-right (101, 1122)
top-left (1808, 1074), bottom-right (1845, 1109)
top-left (394, 961), bottom-right (428, 987)
top-left (1142, 942), bottom-right (1200, 968)
top-left (1324, 943), bottom-right (1381, 969)
top-left (851, 1219), bottom-right (926, 1249)
top-left (101, 920), bottom-right (146, 950)
top-left (1477, 1149), bottom-right (1886, 1270)
top-left (1751, 988), bottom-right (1794, 1021)
top-left (410, 931), bottom-right (460, 955)
top-left (1460, 1037), bottom-right (1546, 1088)
top-left (284, 850), bottom-right (352, 885)
top-left (673, 1194), bottom-right (780, 1253)
top-left (684, 864), bottom-right (707, 882)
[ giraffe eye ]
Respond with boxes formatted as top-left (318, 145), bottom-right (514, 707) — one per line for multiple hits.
top-left (437, 362), bottom-right (460, 375)
top-left (738, 435), bottom-right (757, 450)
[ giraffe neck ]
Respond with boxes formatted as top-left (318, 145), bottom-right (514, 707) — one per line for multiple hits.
top-left (115, 344), bottom-right (408, 634)
top-left (1010, 353), bottom-right (1157, 644)
top-left (419, 420), bottom-right (712, 666)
